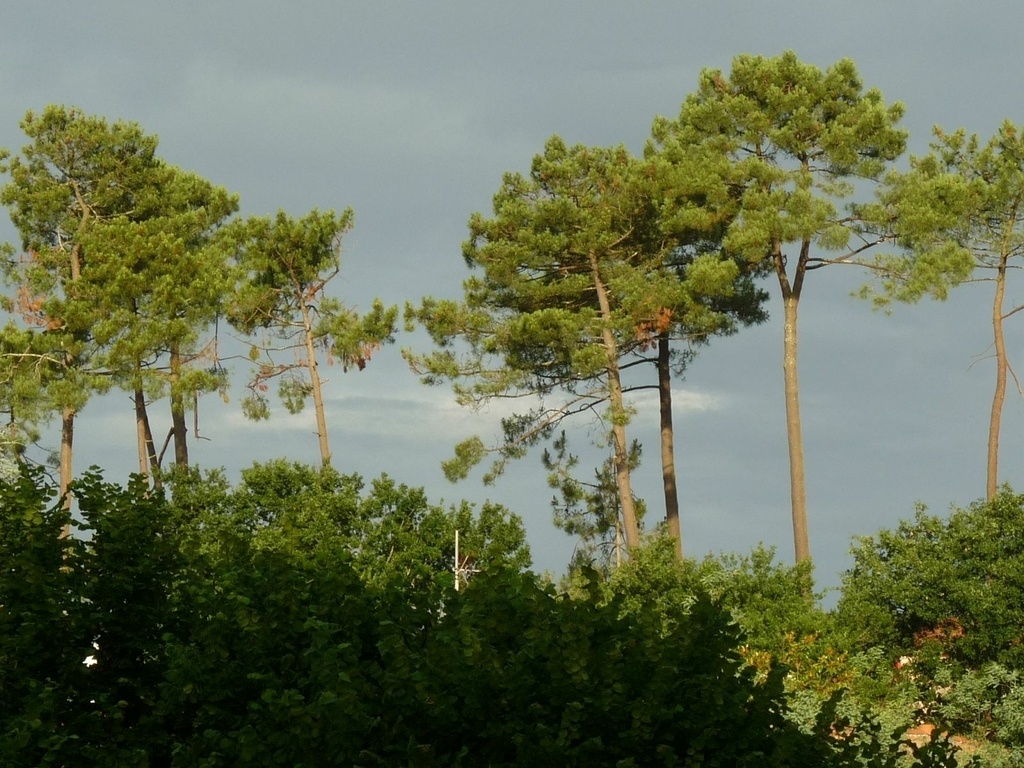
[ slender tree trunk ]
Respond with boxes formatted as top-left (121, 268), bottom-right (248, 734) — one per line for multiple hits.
top-left (59, 231), bottom-right (85, 530)
top-left (169, 344), bottom-right (189, 468)
top-left (59, 404), bottom-right (74, 536)
top-left (775, 237), bottom-right (810, 565)
top-left (987, 256), bottom-right (1009, 501)
top-left (142, 405), bottom-right (160, 487)
top-left (133, 374), bottom-right (162, 489)
top-left (608, 396), bottom-right (639, 550)
top-left (134, 383), bottom-right (150, 477)
top-left (132, 341), bottom-right (150, 477)
top-left (589, 252), bottom-right (639, 550)
top-left (658, 333), bottom-right (682, 558)
top-left (128, 303), bottom-right (160, 483)
top-left (783, 294), bottom-right (809, 562)
top-left (69, 197), bottom-right (86, 282)
top-left (614, 521), bottom-right (623, 568)
top-left (300, 299), bottom-right (332, 467)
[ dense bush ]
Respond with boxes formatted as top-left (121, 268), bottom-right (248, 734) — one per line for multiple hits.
top-left (166, 459), bottom-right (532, 590)
top-left (836, 489), bottom-right (1024, 671)
top-left (603, 537), bottom-right (827, 663)
top-left (827, 489), bottom-right (1024, 759)
top-left (0, 468), bottom-right (184, 764)
top-left (0, 468), bottom-right (970, 766)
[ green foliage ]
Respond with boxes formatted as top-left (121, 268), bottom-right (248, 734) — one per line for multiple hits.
top-left (409, 571), bottom-right (800, 767)
top-left (836, 489), bottom-right (1024, 671)
top-left (937, 662), bottom-right (1019, 735)
top-left (839, 646), bottom-right (920, 713)
top-left (908, 661), bottom-right (1024, 759)
top-left (349, 473), bottom-right (531, 591)
top-left (858, 121), bottom-right (1024, 501)
top-left (650, 50), bottom-right (907, 273)
top-left (3, 62), bottom-right (1011, 768)
top-left (607, 540), bottom-right (820, 650)
top-left (822, 491), bottom-right (1024, 760)
top-left (586, 538), bottom-right (972, 767)
top-left (0, 468), bottom-right (974, 766)
top-left (441, 435), bottom-right (486, 482)
top-left (861, 122), bottom-right (1024, 307)
top-left (598, 539), bottom-right (857, 709)
top-left (602, 534), bottom-right (701, 634)
top-left (0, 467), bottom-right (182, 764)
top-left (693, 545), bottom-right (821, 654)
top-left (813, 693), bottom-right (977, 768)
top-left (410, 139), bottom-right (651, 477)
top-left (0, 466), bottom-right (78, 763)
top-left (76, 166), bottom-right (239, 373)
top-left (600, 540), bottom-right (952, 764)
top-left (226, 209), bottom-right (398, 431)
top-left (0, 322), bottom-right (63, 461)
top-left (544, 430), bottom-right (645, 567)
top-left (169, 458), bottom-right (532, 591)
top-left (158, 543), bottom-right (382, 766)
top-left (0, 105), bottom-right (241, 476)
top-left (408, 132), bottom-right (767, 551)
top-left (0, 106), bottom-right (158, 467)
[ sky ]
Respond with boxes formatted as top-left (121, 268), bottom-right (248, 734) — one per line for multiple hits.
top-left (1, 2), bottom-right (1022, 595)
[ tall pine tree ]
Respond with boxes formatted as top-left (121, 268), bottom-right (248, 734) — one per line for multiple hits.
top-left (650, 52), bottom-right (906, 563)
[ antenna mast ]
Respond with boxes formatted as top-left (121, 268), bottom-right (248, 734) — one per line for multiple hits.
top-left (454, 529), bottom-right (479, 591)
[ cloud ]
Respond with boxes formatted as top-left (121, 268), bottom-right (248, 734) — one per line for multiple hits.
top-left (212, 384), bottom-right (518, 442)
top-left (236, 379), bottom-right (727, 447)
top-left (627, 387), bottom-right (725, 416)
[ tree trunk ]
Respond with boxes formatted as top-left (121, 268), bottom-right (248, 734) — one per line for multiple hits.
top-left (134, 383), bottom-right (150, 477)
top-left (133, 372), bottom-right (162, 489)
top-left (59, 404), bottom-right (74, 536)
top-left (782, 293), bottom-right (809, 563)
top-left (658, 333), bottom-right (682, 558)
top-left (300, 300), bottom-right (332, 467)
top-left (608, 405), bottom-right (639, 550)
top-left (143, 404), bottom-right (160, 488)
top-left (128, 301), bottom-right (160, 482)
top-left (589, 252), bottom-right (640, 550)
top-left (60, 224), bottom-right (85, 532)
top-left (987, 257), bottom-right (1009, 501)
top-left (170, 344), bottom-right (189, 468)
top-left (773, 233), bottom-right (811, 566)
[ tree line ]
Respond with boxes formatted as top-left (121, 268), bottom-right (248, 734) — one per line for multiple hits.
top-left (0, 462), bottom-right (989, 766)
top-left (0, 108), bottom-right (398, 496)
top-left (2, 50), bottom-right (1022, 567)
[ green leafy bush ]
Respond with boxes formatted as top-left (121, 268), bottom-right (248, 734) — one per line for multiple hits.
top-left (168, 459), bottom-right (532, 590)
top-left (836, 490), bottom-right (1024, 671)
top-left (0, 469), bottom-right (971, 766)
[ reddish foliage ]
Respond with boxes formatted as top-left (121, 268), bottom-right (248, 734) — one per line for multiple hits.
top-left (913, 617), bottom-right (965, 650)
top-left (634, 307), bottom-right (672, 350)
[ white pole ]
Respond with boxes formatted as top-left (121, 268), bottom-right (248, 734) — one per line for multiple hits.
top-left (454, 528), bottom-right (460, 591)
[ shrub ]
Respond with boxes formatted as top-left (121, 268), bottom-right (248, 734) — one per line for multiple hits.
top-left (0, 470), bottom-right (971, 766)
top-left (836, 489), bottom-right (1024, 671)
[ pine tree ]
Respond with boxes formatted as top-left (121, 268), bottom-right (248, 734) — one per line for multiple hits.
top-left (650, 52), bottom-right (907, 563)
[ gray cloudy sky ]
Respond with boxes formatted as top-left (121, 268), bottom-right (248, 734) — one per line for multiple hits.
top-left (2, 2), bottom-right (1021, 592)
